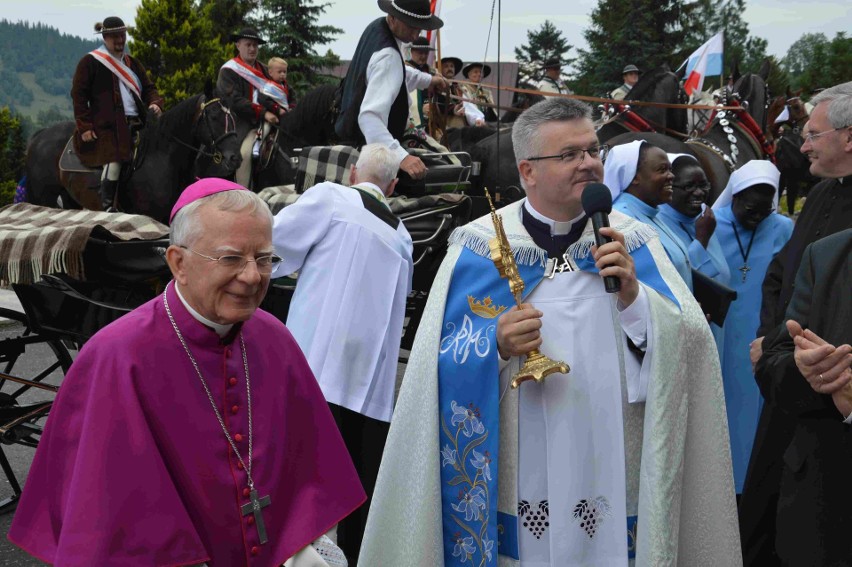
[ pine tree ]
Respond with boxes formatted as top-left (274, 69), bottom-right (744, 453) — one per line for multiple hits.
top-left (129, 0), bottom-right (232, 108)
top-left (199, 0), bottom-right (258, 46)
top-left (572, 0), bottom-right (699, 96)
top-left (513, 21), bottom-right (575, 85)
top-left (253, 0), bottom-right (343, 93)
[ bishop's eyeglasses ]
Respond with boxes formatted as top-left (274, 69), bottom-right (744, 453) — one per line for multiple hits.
top-left (180, 246), bottom-right (282, 274)
top-left (526, 144), bottom-right (609, 165)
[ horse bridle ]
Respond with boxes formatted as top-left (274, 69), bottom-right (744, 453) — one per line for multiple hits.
top-left (194, 97), bottom-right (237, 165)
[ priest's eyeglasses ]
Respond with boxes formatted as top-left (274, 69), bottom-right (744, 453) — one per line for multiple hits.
top-left (804, 125), bottom-right (849, 143)
top-left (526, 144), bottom-right (609, 165)
top-left (180, 246), bottom-right (282, 274)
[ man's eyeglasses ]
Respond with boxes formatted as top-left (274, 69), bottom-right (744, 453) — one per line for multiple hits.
top-left (804, 125), bottom-right (850, 143)
top-left (180, 246), bottom-right (282, 274)
top-left (526, 145), bottom-right (609, 165)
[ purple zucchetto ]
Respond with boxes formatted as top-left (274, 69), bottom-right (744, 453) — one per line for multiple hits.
top-left (169, 178), bottom-right (248, 223)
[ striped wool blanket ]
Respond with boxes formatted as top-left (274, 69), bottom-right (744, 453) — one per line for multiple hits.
top-left (0, 204), bottom-right (168, 285)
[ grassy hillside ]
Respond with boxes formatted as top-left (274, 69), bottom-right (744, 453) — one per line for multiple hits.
top-left (0, 20), bottom-right (99, 121)
top-left (15, 72), bottom-right (73, 117)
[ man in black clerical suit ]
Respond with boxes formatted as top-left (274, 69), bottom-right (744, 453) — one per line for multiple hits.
top-left (740, 80), bottom-right (852, 565)
top-left (756, 228), bottom-right (852, 565)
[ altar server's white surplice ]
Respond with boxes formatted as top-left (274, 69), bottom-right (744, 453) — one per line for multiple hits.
top-left (272, 181), bottom-right (413, 422)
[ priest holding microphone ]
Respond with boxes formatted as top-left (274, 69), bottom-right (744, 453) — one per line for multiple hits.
top-left (360, 97), bottom-right (740, 566)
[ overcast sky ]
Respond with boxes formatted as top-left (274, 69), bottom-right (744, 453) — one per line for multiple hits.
top-left (7, 0), bottom-right (851, 70)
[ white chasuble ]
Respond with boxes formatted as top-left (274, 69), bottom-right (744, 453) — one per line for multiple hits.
top-left (503, 270), bottom-right (645, 566)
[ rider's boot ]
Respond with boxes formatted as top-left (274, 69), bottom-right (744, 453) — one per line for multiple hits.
top-left (99, 179), bottom-right (119, 212)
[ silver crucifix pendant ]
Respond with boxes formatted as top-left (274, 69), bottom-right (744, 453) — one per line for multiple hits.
top-left (241, 489), bottom-right (272, 544)
top-left (739, 264), bottom-right (750, 283)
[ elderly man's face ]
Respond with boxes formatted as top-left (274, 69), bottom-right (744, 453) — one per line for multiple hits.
top-left (411, 49), bottom-right (429, 66)
top-left (103, 31), bottom-right (126, 57)
top-left (236, 38), bottom-right (259, 65)
top-left (171, 205), bottom-right (272, 325)
top-left (801, 103), bottom-right (852, 178)
top-left (518, 118), bottom-right (604, 221)
top-left (387, 15), bottom-right (422, 44)
top-left (441, 61), bottom-right (456, 78)
top-left (624, 71), bottom-right (639, 87)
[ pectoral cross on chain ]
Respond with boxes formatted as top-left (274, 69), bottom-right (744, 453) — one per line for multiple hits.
top-left (739, 264), bottom-right (750, 283)
top-left (241, 489), bottom-right (271, 544)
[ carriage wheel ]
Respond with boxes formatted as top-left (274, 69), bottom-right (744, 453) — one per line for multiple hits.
top-left (0, 307), bottom-right (73, 444)
top-left (0, 307), bottom-right (73, 513)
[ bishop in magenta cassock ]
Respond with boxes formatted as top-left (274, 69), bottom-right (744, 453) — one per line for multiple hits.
top-left (8, 178), bottom-right (366, 566)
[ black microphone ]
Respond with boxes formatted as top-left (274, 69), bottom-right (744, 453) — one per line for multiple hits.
top-left (581, 183), bottom-right (621, 294)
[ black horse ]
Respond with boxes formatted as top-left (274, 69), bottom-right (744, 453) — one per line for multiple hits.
top-left (25, 94), bottom-right (242, 224)
top-left (596, 65), bottom-right (688, 144)
top-left (607, 61), bottom-right (773, 202)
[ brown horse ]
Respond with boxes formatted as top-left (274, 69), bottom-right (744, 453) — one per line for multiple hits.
top-left (25, 94), bottom-right (242, 224)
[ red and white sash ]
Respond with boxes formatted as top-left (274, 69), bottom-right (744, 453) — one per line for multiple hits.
top-left (89, 45), bottom-right (143, 101)
top-left (221, 58), bottom-right (289, 108)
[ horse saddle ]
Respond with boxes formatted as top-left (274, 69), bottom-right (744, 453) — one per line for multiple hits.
top-left (59, 136), bottom-right (100, 175)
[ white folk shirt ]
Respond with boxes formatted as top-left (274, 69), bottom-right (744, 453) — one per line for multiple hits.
top-left (361, 40), bottom-right (433, 165)
top-left (503, 203), bottom-right (652, 565)
top-left (271, 181), bottom-right (414, 422)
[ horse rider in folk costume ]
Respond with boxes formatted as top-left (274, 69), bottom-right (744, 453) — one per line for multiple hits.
top-left (217, 27), bottom-right (290, 188)
top-left (461, 62), bottom-right (499, 122)
top-left (611, 64), bottom-right (640, 101)
top-left (71, 16), bottom-right (163, 212)
top-left (537, 58), bottom-right (572, 96)
top-left (335, 0), bottom-right (449, 181)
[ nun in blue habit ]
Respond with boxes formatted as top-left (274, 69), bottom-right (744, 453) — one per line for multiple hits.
top-left (605, 140), bottom-right (693, 288)
top-left (657, 153), bottom-right (731, 357)
top-left (712, 159), bottom-right (793, 494)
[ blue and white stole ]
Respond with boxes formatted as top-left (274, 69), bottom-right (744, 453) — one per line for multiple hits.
top-left (437, 209), bottom-right (677, 565)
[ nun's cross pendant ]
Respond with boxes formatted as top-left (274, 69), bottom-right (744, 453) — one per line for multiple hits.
top-left (739, 264), bottom-right (750, 283)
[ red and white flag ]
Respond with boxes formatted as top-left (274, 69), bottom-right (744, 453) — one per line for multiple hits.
top-left (426, 0), bottom-right (442, 66)
top-left (680, 32), bottom-right (724, 97)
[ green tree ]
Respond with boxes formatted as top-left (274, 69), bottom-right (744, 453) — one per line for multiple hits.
top-left (199, 0), bottom-right (258, 46)
top-left (572, 0), bottom-right (700, 96)
top-left (0, 106), bottom-right (25, 205)
top-left (253, 0), bottom-right (343, 93)
top-left (129, 0), bottom-right (232, 108)
top-left (783, 32), bottom-right (851, 93)
top-left (513, 20), bottom-right (575, 85)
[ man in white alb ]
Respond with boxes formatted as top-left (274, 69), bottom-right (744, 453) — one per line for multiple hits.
top-left (271, 143), bottom-right (413, 565)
